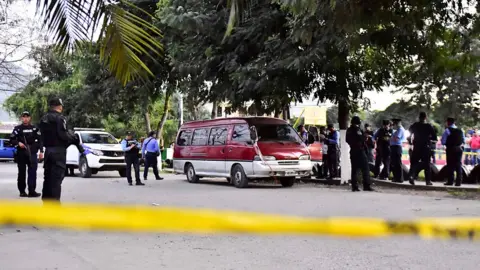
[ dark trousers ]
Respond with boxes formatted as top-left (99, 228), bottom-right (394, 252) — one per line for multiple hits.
top-left (125, 154), bottom-right (140, 183)
top-left (327, 150), bottom-right (338, 178)
top-left (144, 152), bottom-right (160, 179)
top-left (350, 149), bottom-right (371, 189)
top-left (42, 148), bottom-right (66, 201)
top-left (446, 147), bottom-right (463, 185)
top-left (409, 146), bottom-right (432, 183)
top-left (374, 147), bottom-right (390, 179)
top-left (322, 154), bottom-right (329, 177)
top-left (17, 153), bottom-right (38, 194)
top-left (390, 145), bottom-right (403, 182)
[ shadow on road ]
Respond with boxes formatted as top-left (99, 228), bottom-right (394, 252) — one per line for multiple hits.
top-left (189, 179), bottom-right (283, 189)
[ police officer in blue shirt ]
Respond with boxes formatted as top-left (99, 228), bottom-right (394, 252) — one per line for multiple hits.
top-left (326, 124), bottom-right (340, 179)
top-left (390, 118), bottom-right (405, 183)
top-left (441, 118), bottom-right (465, 186)
top-left (141, 131), bottom-right (163, 181)
top-left (10, 111), bottom-right (43, 197)
top-left (121, 132), bottom-right (144, 186)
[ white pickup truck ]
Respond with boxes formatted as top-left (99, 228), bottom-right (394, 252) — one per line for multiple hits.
top-left (66, 128), bottom-right (126, 178)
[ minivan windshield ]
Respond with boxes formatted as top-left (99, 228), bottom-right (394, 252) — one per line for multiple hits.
top-left (255, 124), bottom-right (303, 143)
top-left (81, 133), bottom-right (119, 144)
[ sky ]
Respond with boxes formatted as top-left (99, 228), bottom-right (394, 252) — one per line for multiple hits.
top-left (0, 0), bottom-right (401, 123)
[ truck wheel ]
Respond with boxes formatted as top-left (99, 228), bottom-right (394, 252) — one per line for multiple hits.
top-left (79, 156), bottom-right (92, 178)
top-left (186, 163), bottom-right (199, 183)
top-left (231, 164), bottom-right (248, 188)
top-left (280, 177), bottom-right (295, 187)
top-left (118, 169), bottom-right (126, 177)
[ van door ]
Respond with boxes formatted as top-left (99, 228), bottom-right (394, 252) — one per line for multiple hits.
top-left (206, 126), bottom-right (229, 176)
top-left (226, 124), bottom-right (255, 176)
top-left (190, 128), bottom-right (209, 174)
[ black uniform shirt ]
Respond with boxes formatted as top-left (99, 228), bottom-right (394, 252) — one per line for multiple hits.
top-left (39, 110), bottom-right (78, 148)
top-left (10, 124), bottom-right (43, 154)
top-left (408, 122), bottom-right (437, 147)
top-left (346, 125), bottom-right (366, 150)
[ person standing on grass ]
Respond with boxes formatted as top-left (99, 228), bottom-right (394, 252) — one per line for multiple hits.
top-left (141, 131), bottom-right (164, 181)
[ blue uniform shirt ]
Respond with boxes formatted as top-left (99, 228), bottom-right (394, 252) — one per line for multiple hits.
top-left (121, 138), bottom-right (140, 152)
top-left (142, 137), bottom-right (160, 155)
top-left (441, 125), bottom-right (465, 145)
top-left (328, 130), bottom-right (340, 145)
top-left (390, 126), bottom-right (405, 146)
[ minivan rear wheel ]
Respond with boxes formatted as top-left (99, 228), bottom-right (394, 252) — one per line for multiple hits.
top-left (280, 177), bottom-right (295, 187)
top-left (231, 165), bottom-right (248, 188)
top-left (186, 164), bottom-right (199, 183)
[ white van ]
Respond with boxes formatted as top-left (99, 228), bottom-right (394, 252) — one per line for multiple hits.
top-left (66, 128), bottom-right (126, 178)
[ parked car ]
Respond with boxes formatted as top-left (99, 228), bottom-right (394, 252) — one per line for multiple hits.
top-left (173, 117), bottom-right (312, 188)
top-left (66, 128), bottom-right (126, 178)
top-left (0, 139), bottom-right (15, 161)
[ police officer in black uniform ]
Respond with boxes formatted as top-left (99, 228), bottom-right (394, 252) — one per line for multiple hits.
top-left (373, 120), bottom-right (392, 179)
top-left (121, 132), bottom-right (144, 186)
top-left (407, 112), bottom-right (437, 186)
top-left (39, 98), bottom-right (84, 202)
top-left (441, 117), bottom-right (464, 186)
top-left (346, 116), bottom-right (374, 192)
top-left (10, 111), bottom-right (43, 197)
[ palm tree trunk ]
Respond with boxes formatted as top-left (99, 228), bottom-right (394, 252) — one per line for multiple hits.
top-left (144, 112), bottom-right (152, 134)
top-left (211, 100), bottom-right (217, 119)
top-left (156, 90), bottom-right (172, 146)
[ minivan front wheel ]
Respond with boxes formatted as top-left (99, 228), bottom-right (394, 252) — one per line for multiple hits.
top-left (186, 164), bottom-right (199, 183)
top-left (231, 165), bottom-right (248, 188)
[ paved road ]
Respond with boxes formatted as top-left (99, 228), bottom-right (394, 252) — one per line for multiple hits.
top-left (0, 162), bottom-right (479, 270)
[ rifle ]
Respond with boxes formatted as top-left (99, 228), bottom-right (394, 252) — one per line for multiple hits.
top-left (22, 135), bottom-right (32, 164)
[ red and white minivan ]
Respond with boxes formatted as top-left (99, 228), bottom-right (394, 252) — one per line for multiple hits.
top-left (173, 117), bottom-right (313, 188)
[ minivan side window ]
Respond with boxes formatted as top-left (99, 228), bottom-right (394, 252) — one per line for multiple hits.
top-left (232, 124), bottom-right (251, 143)
top-left (209, 127), bottom-right (228, 145)
top-left (177, 130), bottom-right (192, 146)
top-left (191, 129), bottom-right (209, 146)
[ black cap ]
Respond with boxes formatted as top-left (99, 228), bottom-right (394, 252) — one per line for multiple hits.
top-left (327, 123), bottom-right (334, 129)
top-left (382, 120), bottom-right (390, 125)
top-left (48, 97), bottom-right (63, 107)
top-left (126, 131), bottom-right (134, 136)
top-left (447, 117), bottom-right (455, 123)
top-left (351, 116), bottom-right (361, 125)
top-left (21, 111), bottom-right (30, 117)
top-left (419, 112), bottom-right (427, 119)
top-left (148, 131), bottom-right (155, 137)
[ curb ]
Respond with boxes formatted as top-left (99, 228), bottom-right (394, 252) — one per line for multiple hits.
top-left (299, 178), bottom-right (479, 192)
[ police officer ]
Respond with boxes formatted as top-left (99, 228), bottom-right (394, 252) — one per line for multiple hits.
top-left (346, 116), bottom-right (374, 192)
top-left (390, 118), bottom-right (405, 183)
top-left (121, 131), bottom-right (144, 186)
top-left (10, 111), bottom-right (43, 197)
top-left (39, 98), bottom-right (84, 202)
top-left (141, 131), bottom-right (163, 181)
top-left (407, 112), bottom-right (437, 186)
top-left (373, 120), bottom-right (392, 180)
top-left (441, 118), bottom-right (464, 186)
top-left (364, 123), bottom-right (375, 163)
top-left (326, 124), bottom-right (340, 179)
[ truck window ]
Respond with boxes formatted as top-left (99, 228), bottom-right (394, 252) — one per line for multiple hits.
top-left (232, 125), bottom-right (251, 143)
top-left (209, 127), bottom-right (228, 145)
top-left (177, 130), bottom-right (192, 146)
top-left (192, 129), bottom-right (209, 146)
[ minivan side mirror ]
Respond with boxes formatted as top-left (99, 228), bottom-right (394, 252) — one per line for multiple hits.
top-left (249, 126), bottom-right (258, 143)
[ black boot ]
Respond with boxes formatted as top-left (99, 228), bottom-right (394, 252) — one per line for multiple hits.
top-left (136, 182), bottom-right (145, 186)
top-left (28, 191), bottom-right (41, 197)
top-left (19, 192), bottom-right (28, 197)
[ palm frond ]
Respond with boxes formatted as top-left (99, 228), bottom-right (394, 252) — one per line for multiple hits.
top-left (34, 0), bottom-right (163, 85)
top-left (100, 4), bottom-right (163, 85)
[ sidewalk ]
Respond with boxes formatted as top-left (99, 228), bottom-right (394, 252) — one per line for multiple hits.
top-left (303, 177), bottom-right (480, 192)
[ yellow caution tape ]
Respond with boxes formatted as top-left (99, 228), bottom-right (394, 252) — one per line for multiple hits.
top-left (0, 201), bottom-right (479, 240)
